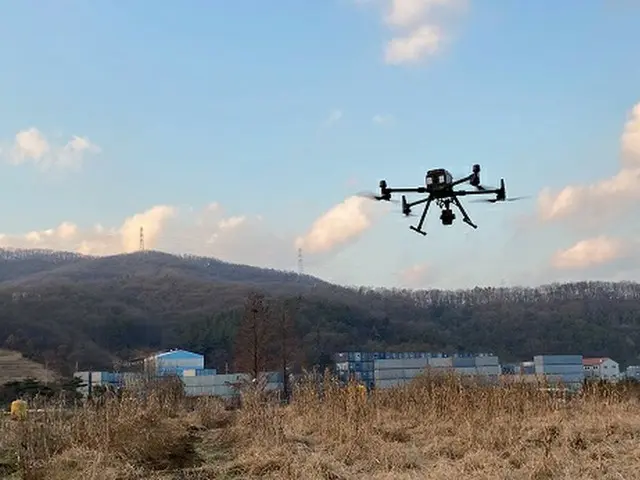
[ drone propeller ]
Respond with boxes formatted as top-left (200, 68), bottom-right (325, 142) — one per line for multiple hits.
top-left (470, 195), bottom-right (530, 204)
top-left (356, 191), bottom-right (399, 203)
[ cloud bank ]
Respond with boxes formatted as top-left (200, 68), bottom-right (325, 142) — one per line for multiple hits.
top-left (2, 127), bottom-right (101, 170)
top-left (537, 102), bottom-right (640, 224)
top-left (0, 195), bottom-right (386, 271)
top-left (537, 100), bottom-right (640, 277)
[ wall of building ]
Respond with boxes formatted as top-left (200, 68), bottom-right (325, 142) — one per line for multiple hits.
top-left (534, 355), bottom-right (584, 386)
top-left (144, 349), bottom-right (205, 376)
top-left (626, 365), bottom-right (640, 380)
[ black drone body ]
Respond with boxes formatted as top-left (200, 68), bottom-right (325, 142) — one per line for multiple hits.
top-left (369, 164), bottom-right (524, 236)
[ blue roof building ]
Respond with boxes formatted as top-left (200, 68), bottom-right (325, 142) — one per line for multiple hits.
top-left (144, 349), bottom-right (205, 375)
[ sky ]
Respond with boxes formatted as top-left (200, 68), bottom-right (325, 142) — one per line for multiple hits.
top-left (0, 0), bottom-right (639, 290)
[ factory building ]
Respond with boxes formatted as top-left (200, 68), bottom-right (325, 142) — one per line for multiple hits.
top-left (73, 371), bottom-right (147, 397)
top-left (74, 348), bottom-right (282, 399)
top-left (143, 349), bottom-right (214, 377)
top-left (533, 355), bottom-right (584, 387)
top-left (582, 357), bottom-right (620, 382)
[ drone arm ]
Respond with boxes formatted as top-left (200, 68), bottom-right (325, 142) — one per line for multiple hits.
top-left (385, 187), bottom-right (428, 194)
top-left (450, 174), bottom-right (473, 187)
top-left (405, 196), bottom-right (430, 209)
top-left (453, 189), bottom-right (501, 196)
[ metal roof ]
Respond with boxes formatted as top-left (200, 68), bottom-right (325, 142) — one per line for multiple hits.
top-left (582, 357), bottom-right (612, 366)
top-left (149, 349), bottom-right (203, 359)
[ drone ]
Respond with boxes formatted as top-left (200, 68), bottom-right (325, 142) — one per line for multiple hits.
top-left (362, 164), bottom-right (526, 236)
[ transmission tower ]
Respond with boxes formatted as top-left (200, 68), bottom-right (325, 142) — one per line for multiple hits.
top-left (139, 226), bottom-right (145, 251)
top-left (297, 248), bottom-right (304, 275)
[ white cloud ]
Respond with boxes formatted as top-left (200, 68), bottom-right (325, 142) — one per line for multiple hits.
top-left (0, 196), bottom-right (388, 271)
top-left (398, 262), bottom-right (431, 287)
top-left (295, 195), bottom-right (387, 255)
top-left (323, 109), bottom-right (343, 127)
top-left (385, 25), bottom-right (443, 64)
top-left (3, 127), bottom-right (100, 170)
top-left (622, 103), bottom-right (640, 165)
top-left (385, 0), bottom-right (453, 27)
top-left (551, 236), bottom-right (629, 269)
top-left (13, 128), bottom-right (50, 161)
top-left (537, 101), bottom-right (640, 224)
top-left (372, 113), bottom-right (396, 125)
top-left (357, 0), bottom-right (465, 65)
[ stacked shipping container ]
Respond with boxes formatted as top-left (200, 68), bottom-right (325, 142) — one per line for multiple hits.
top-left (533, 355), bottom-right (584, 386)
top-left (374, 353), bottom-right (501, 389)
top-left (334, 352), bottom-right (501, 390)
top-left (181, 371), bottom-right (284, 397)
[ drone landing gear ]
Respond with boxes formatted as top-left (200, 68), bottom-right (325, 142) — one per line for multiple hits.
top-left (403, 195), bottom-right (431, 236)
top-left (450, 197), bottom-right (477, 229)
top-left (404, 196), bottom-right (478, 236)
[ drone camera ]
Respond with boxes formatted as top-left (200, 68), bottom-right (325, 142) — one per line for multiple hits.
top-left (440, 209), bottom-right (455, 225)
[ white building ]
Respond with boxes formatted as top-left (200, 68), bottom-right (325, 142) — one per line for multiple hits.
top-left (626, 365), bottom-right (640, 381)
top-left (583, 357), bottom-right (620, 382)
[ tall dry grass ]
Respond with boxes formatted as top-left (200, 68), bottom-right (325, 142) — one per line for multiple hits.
top-left (1, 372), bottom-right (639, 479)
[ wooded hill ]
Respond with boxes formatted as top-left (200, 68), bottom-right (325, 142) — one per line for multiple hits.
top-left (0, 248), bottom-right (639, 376)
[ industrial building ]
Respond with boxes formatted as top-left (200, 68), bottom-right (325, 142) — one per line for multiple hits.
top-left (181, 371), bottom-right (284, 398)
top-left (143, 349), bottom-right (215, 377)
top-left (333, 351), bottom-right (501, 389)
top-left (583, 357), bottom-right (620, 382)
top-left (625, 365), bottom-right (640, 381)
top-left (533, 355), bottom-right (584, 387)
top-left (74, 348), bottom-right (281, 399)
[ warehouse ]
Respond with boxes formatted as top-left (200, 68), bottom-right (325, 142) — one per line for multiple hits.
top-left (333, 351), bottom-right (501, 389)
top-left (533, 355), bottom-right (584, 388)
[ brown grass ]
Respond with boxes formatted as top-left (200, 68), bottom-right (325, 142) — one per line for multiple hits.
top-left (1, 373), bottom-right (639, 480)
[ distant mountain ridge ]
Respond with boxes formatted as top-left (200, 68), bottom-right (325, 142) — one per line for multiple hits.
top-left (0, 248), bottom-right (325, 288)
top-left (0, 247), bottom-right (639, 377)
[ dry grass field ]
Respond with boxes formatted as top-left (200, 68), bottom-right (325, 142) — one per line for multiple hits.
top-left (1, 373), bottom-right (639, 480)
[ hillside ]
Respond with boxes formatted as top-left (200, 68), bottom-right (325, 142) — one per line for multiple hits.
top-left (0, 248), bottom-right (639, 376)
top-left (0, 349), bottom-right (58, 384)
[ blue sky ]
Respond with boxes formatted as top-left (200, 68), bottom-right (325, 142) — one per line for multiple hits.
top-left (0, 0), bottom-right (639, 289)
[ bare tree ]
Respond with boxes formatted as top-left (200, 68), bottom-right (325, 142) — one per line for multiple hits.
top-left (275, 296), bottom-right (302, 403)
top-left (233, 291), bottom-right (274, 379)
